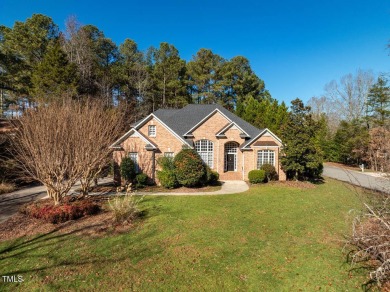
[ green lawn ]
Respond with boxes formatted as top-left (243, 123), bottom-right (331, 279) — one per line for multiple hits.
top-left (0, 179), bottom-right (368, 291)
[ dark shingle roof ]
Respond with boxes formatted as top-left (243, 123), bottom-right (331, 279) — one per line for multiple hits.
top-left (149, 104), bottom-right (265, 149)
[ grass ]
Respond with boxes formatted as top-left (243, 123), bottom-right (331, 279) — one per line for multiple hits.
top-left (0, 178), bottom-right (368, 291)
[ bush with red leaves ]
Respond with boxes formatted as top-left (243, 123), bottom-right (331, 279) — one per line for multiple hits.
top-left (20, 199), bottom-right (100, 224)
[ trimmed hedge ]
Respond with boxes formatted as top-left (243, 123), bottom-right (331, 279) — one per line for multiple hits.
top-left (173, 149), bottom-right (206, 187)
top-left (248, 169), bottom-right (266, 184)
top-left (156, 170), bottom-right (178, 189)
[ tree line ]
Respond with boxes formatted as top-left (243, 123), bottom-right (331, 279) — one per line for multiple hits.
top-left (2, 13), bottom-right (388, 182)
top-left (308, 70), bottom-right (390, 172)
top-left (0, 14), bottom-right (281, 124)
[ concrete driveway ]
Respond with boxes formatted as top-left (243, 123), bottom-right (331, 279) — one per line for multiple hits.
top-left (323, 164), bottom-right (390, 193)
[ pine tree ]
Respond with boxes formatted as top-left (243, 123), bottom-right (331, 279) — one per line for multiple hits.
top-left (0, 14), bottom-right (59, 98)
top-left (31, 41), bottom-right (78, 102)
top-left (366, 77), bottom-right (390, 128)
top-left (149, 43), bottom-right (189, 109)
top-left (187, 48), bottom-right (224, 104)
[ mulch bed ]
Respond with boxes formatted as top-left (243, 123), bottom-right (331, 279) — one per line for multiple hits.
top-left (88, 182), bottom-right (222, 193)
top-left (0, 197), bottom-right (135, 242)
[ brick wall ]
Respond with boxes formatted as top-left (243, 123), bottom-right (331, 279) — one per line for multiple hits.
top-left (138, 118), bottom-right (184, 166)
top-left (114, 113), bottom-right (287, 183)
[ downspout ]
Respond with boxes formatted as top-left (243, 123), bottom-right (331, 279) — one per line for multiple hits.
top-left (217, 139), bottom-right (219, 172)
top-left (152, 150), bottom-right (156, 183)
top-left (242, 151), bottom-right (245, 180)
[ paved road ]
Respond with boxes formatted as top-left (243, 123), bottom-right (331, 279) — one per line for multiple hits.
top-left (323, 165), bottom-right (390, 193)
top-left (0, 178), bottom-right (112, 224)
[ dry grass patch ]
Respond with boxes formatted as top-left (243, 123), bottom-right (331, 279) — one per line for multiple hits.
top-left (0, 182), bottom-right (15, 195)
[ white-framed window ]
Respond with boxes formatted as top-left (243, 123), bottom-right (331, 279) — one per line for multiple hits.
top-left (148, 125), bottom-right (156, 137)
top-left (128, 152), bottom-right (139, 173)
top-left (257, 150), bottom-right (275, 169)
top-left (164, 152), bottom-right (174, 158)
top-left (225, 142), bottom-right (238, 171)
top-left (195, 139), bottom-right (213, 168)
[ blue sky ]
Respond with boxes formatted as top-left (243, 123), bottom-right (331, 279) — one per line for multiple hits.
top-left (1, 0), bottom-right (389, 104)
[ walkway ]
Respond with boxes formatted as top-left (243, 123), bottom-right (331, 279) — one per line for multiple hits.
top-left (136, 180), bottom-right (249, 196)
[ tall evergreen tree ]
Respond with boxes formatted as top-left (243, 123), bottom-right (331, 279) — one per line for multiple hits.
top-left (115, 39), bottom-right (150, 121)
top-left (149, 42), bottom-right (188, 109)
top-left (187, 48), bottom-right (225, 104)
top-left (0, 14), bottom-right (59, 98)
top-left (221, 56), bottom-right (269, 109)
top-left (366, 77), bottom-right (390, 128)
top-left (236, 95), bottom-right (288, 136)
top-left (281, 99), bottom-right (323, 180)
top-left (332, 120), bottom-right (369, 165)
top-left (31, 41), bottom-right (78, 102)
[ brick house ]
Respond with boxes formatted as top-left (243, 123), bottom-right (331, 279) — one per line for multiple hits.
top-left (110, 104), bottom-right (286, 183)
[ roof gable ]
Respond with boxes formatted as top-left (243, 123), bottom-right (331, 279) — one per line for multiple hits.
top-left (109, 128), bottom-right (157, 150)
top-left (215, 122), bottom-right (250, 138)
top-left (112, 104), bottom-right (282, 151)
top-left (241, 128), bottom-right (282, 150)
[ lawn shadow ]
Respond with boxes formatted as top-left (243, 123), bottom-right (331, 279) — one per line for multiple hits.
top-left (310, 177), bottom-right (325, 185)
top-left (0, 219), bottom-right (160, 277)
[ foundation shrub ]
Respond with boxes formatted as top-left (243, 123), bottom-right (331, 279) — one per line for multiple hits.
top-left (248, 169), bottom-right (266, 184)
top-left (173, 149), bottom-right (206, 187)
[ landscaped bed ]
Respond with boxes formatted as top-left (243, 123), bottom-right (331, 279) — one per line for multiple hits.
top-left (86, 182), bottom-right (222, 194)
top-left (0, 178), bottom-right (369, 290)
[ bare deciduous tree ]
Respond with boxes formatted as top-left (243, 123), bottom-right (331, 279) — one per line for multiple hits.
top-left (11, 99), bottom-right (123, 205)
top-left (366, 127), bottom-right (390, 172)
top-left (308, 95), bottom-right (340, 133)
top-left (75, 100), bottom-right (123, 196)
top-left (61, 16), bottom-right (94, 84)
top-left (348, 197), bottom-right (390, 289)
top-left (347, 158), bottom-right (390, 289)
top-left (324, 69), bottom-right (374, 122)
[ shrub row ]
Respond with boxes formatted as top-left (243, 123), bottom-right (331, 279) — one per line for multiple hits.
top-left (21, 200), bottom-right (100, 224)
top-left (157, 149), bottom-right (219, 188)
top-left (248, 164), bottom-right (278, 184)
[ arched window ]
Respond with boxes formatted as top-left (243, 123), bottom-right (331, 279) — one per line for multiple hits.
top-left (195, 140), bottom-right (214, 168)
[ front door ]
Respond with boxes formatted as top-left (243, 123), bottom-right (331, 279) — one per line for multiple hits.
top-left (226, 154), bottom-right (235, 171)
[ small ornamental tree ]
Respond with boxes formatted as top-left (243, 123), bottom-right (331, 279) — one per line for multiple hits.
top-left (260, 164), bottom-right (278, 181)
top-left (173, 148), bottom-right (206, 187)
top-left (120, 157), bottom-right (136, 184)
top-left (11, 99), bottom-right (123, 205)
